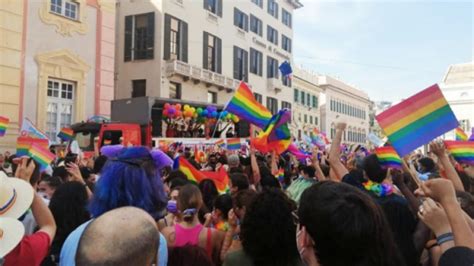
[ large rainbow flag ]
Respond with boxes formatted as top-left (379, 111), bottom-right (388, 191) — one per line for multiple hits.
top-left (444, 141), bottom-right (474, 166)
top-left (252, 109), bottom-right (291, 155)
top-left (376, 84), bottom-right (458, 156)
top-left (0, 116), bottom-right (9, 137)
top-left (178, 157), bottom-right (229, 194)
top-left (226, 82), bottom-right (272, 128)
top-left (455, 127), bottom-right (468, 141)
top-left (374, 146), bottom-right (402, 169)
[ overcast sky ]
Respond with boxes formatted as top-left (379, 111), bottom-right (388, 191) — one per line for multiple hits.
top-left (293, 0), bottom-right (473, 102)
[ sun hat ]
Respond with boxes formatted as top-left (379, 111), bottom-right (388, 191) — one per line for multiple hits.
top-left (0, 171), bottom-right (34, 219)
top-left (0, 217), bottom-right (25, 257)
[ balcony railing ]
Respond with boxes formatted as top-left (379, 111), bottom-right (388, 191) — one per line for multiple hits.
top-left (267, 77), bottom-right (285, 93)
top-left (165, 59), bottom-right (240, 91)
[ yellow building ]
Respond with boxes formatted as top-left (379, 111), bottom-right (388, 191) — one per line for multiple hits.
top-left (0, 0), bottom-right (116, 151)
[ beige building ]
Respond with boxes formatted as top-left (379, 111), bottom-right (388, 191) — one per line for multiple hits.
top-left (318, 75), bottom-right (370, 144)
top-left (291, 67), bottom-right (323, 139)
top-left (0, 0), bottom-right (116, 150)
top-left (115, 0), bottom-right (302, 136)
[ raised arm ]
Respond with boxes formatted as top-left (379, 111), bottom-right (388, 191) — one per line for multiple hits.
top-left (270, 151), bottom-right (278, 176)
top-left (327, 122), bottom-right (349, 181)
top-left (429, 141), bottom-right (464, 192)
top-left (250, 145), bottom-right (261, 186)
top-left (312, 147), bottom-right (325, 181)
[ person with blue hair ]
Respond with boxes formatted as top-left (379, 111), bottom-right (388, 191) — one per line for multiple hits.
top-left (59, 146), bottom-right (173, 266)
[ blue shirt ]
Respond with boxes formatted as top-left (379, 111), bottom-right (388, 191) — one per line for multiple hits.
top-left (60, 220), bottom-right (168, 266)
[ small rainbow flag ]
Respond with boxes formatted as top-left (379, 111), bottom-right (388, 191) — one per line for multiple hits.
top-left (215, 139), bottom-right (226, 149)
top-left (252, 109), bottom-right (291, 154)
top-left (375, 146), bottom-right (402, 169)
top-left (0, 116), bottom-right (9, 137)
top-left (275, 168), bottom-right (285, 182)
top-left (287, 143), bottom-right (311, 160)
top-left (455, 127), bottom-right (468, 141)
top-left (57, 127), bottom-right (74, 141)
top-left (227, 138), bottom-right (241, 150)
top-left (28, 143), bottom-right (55, 171)
top-left (469, 128), bottom-right (474, 141)
top-left (16, 137), bottom-right (49, 157)
top-left (226, 82), bottom-right (273, 129)
top-left (178, 157), bottom-right (229, 193)
top-left (376, 84), bottom-right (458, 156)
top-left (444, 141), bottom-right (474, 166)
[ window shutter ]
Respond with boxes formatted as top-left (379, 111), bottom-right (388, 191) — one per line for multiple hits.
top-left (163, 14), bottom-right (171, 60)
top-left (203, 0), bottom-right (207, 10)
top-left (146, 12), bottom-right (155, 59)
top-left (124, 15), bottom-right (133, 61)
top-left (243, 49), bottom-right (248, 82)
top-left (180, 21), bottom-right (188, 62)
top-left (275, 59), bottom-right (279, 78)
top-left (203, 32), bottom-right (208, 69)
top-left (216, 37), bottom-right (222, 73)
top-left (258, 52), bottom-right (262, 76)
top-left (233, 8), bottom-right (238, 27)
top-left (266, 57), bottom-right (271, 78)
top-left (217, 0), bottom-right (223, 17)
top-left (233, 46), bottom-right (239, 79)
top-left (244, 14), bottom-right (249, 32)
top-left (258, 20), bottom-right (262, 36)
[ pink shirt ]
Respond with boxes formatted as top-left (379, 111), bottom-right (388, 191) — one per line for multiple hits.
top-left (174, 223), bottom-right (204, 247)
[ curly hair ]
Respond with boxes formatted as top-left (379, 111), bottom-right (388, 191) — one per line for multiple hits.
top-left (240, 188), bottom-right (299, 266)
top-left (89, 147), bottom-right (167, 220)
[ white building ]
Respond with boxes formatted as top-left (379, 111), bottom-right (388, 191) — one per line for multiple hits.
top-left (115, 0), bottom-right (302, 136)
top-left (440, 62), bottom-right (474, 138)
top-left (291, 67), bottom-right (323, 139)
top-left (318, 75), bottom-right (370, 144)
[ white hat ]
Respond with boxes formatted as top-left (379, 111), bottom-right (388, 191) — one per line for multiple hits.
top-left (0, 171), bottom-right (34, 219)
top-left (0, 217), bottom-right (25, 257)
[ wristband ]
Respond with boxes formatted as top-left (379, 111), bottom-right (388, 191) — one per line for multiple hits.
top-left (436, 232), bottom-right (454, 245)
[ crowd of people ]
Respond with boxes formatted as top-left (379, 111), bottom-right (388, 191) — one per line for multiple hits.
top-left (0, 122), bottom-right (473, 266)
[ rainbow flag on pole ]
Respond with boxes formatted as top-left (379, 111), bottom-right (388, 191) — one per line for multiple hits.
top-left (444, 141), bottom-right (474, 165)
top-left (178, 157), bottom-right (229, 193)
top-left (16, 137), bottom-right (49, 157)
top-left (226, 82), bottom-right (272, 128)
top-left (215, 139), bottom-right (226, 149)
top-left (0, 116), bottom-right (9, 137)
top-left (227, 138), bottom-right (241, 150)
top-left (57, 127), bottom-right (74, 141)
top-left (455, 127), bottom-right (468, 141)
top-left (252, 109), bottom-right (291, 154)
top-left (375, 146), bottom-right (402, 169)
top-left (28, 143), bottom-right (55, 171)
top-left (376, 84), bottom-right (458, 156)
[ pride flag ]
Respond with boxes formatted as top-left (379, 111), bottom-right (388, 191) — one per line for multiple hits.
top-left (16, 137), bottom-right (49, 157)
top-left (374, 146), bottom-right (402, 169)
top-left (287, 143), bottom-right (312, 160)
top-left (444, 141), bottom-right (474, 166)
top-left (178, 157), bottom-right (229, 193)
top-left (252, 109), bottom-right (291, 154)
top-left (28, 143), bottom-right (55, 171)
top-left (57, 127), bottom-right (74, 141)
top-left (376, 84), bottom-right (458, 156)
top-left (275, 168), bottom-right (285, 183)
top-left (0, 116), bottom-right (9, 137)
top-left (455, 127), bottom-right (468, 141)
top-left (470, 128), bottom-right (474, 141)
top-left (215, 139), bottom-right (226, 149)
top-left (226, 82), bottom-right (272, 129)
top-left (227, 138), bottom-right (241, 150)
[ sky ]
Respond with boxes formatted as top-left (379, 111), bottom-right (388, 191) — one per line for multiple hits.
top-left (293, 0), bottom-right (473, 102)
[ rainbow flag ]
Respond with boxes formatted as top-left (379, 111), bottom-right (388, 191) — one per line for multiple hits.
top-left (28, 143), bottom-right (55, 171)
top-left (252, 109), bottom-right (291, 154)
top-left (376, 84), bottom-right (458, 156)
top-left (0, 116), bottom-right (9, 137)
top-left (455, 127), bottom-right (468, 141)
top-left (469, 128), bottom-right (474, 141)
top-left (287, 143), bottom-right (311, 160)
top-left (227, 138), bottom-right (241, 150)
top-left (16, 137), bottom-right (49, 157)
top-left (226, 82), bottom-right (272, 128)
top-left (444, 141), bottom-right (474, 166)
top-left (215, 139), bottom-right (226, 149)
top-left (275, 168), bottom-right (285, 183)
top-left (178, 157), bottom-right (229, 193)
top-left (375, 146), bottom-right (402, 169)
top-left (57, 127), bottom-right (74, 141)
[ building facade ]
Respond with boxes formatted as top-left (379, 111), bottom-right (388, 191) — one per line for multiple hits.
top-left (440, 62), bottom-right (474, 139)
top-left (318, 75), bottom-right (370, 144)
top-left (115, 0), bottom-right (302, 121)
top-left (291, 67), bottom-right (322, 139)
top-left (0, 0), bottom-right (116, 150)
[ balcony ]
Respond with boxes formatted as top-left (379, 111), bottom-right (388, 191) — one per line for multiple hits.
top-left (267, 77), bottom-right (285, 93)
top-left (165, 59), bottom-right (240, 92)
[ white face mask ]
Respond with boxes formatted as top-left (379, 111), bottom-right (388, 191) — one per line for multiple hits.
top-left (37, 191), bottom-right (49, 200)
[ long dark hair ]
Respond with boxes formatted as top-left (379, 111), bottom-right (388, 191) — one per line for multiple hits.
top-left (298, 181), bottom-right (405, 266)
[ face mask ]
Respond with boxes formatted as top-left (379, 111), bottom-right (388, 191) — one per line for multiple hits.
top-left (167, 200), bottom-right (177, 214)
top-left (37, 192), bottom-right (49, 200)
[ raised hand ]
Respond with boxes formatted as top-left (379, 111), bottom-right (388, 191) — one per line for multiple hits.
top-left (418, 198), bottom-right (451, 236)
top-left (15, 158), bottom-right (36, 183)
top-left (415, 179), bottom-right (456, 204)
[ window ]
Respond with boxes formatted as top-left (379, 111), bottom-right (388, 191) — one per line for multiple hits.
top-left (306, 93), bottom-right (310, 106)
top-left (312, 95), bottom-right (317, 108)
top-left (164, 14), bottom-right (188, 62)
top-left (300, 91), bottom-right (305, 105)
top-left (250, 48), bottom-right (263, 76)
top-left (46, 79), bottom-right (75, 141)
top-left (254, 93), bottom-right (262, 104)
top-left (169, 82), bottom-right (181, 99)
top-left (233, 46), bottom-right (248, 82)
top-left (124, 13), bottom-right (155, 61)
top-left (268, 0), bottom-right (278, 18)
top-left (252, 0), bottom-right (263, 8)
top-left (50, 0), bottom-right (79, 20)
top-left (282, 9), bottom-right (292, 28)
top-left (207, 91), bottom-right (217, 104)
top-left (234, 8), bottom-right (249, 31)
top-left (304, 114), bottom-right (307, 123)
top-left (132, 79), bottom-right (146, 97)
top-left (282, 35), bottom-right (291, 52)
top-left (266, 97), bottom-right (278, 114)
top-left (294, 89), bottom-right (299, 102)
top-left (250, 15), bottom-right (263, 36)
top-left (267, 56), bottom-right (278, 78)
top-left (315, 116), bottom-right (318, 125)
top-left (282, 101), bottom-right (291, 110)
top-left (267, 26), bottom-right (278, 45)
top-left (310, 116), bottom-right (313, 124)
top-left (203, 32), bottom-right (222, 73)
top-left (204, 0), bottom-right (222, 16)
